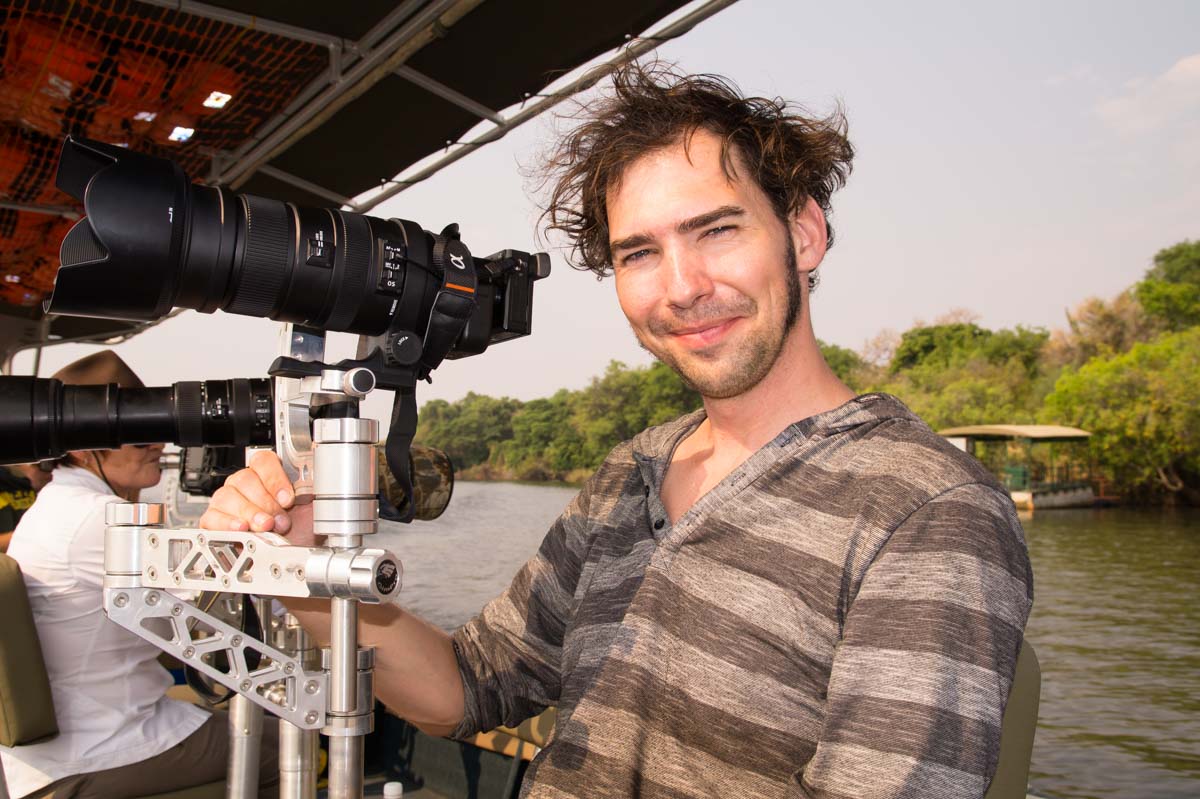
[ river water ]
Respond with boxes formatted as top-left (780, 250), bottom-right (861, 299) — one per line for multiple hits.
top-left (375, 483), bottom-right (1200, 799)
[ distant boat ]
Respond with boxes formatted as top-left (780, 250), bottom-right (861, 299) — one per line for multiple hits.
top-left (939, 424), bottom-right (1097, 510)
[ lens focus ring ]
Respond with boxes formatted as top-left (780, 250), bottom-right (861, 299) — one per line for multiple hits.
top-left (227, 195), bottom-right (289, 317)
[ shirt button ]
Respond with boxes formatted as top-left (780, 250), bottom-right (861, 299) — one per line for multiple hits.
top-left (653, 519), bottom-right (665, 530)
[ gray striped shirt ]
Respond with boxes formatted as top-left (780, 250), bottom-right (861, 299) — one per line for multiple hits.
top-left (452, 394), bottom-right (1033, 798)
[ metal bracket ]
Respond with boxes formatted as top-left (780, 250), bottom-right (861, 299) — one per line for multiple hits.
top-left (105, 585), bottom-right (328, 729)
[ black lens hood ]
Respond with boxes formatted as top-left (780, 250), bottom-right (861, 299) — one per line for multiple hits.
top-left (48, 137), bottom-right (188, 321)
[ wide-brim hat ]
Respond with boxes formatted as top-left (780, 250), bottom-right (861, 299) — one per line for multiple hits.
top-left (51, 350), bottom-right (144, 388)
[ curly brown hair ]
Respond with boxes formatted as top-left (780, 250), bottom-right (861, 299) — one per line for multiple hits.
top-left (541, 61), bottom-right (854, 288)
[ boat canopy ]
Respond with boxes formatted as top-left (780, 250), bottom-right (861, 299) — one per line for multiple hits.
top-left (1, 0), bottom-right (734, 367)
top-left (938, 424), bottom-right (1091, 442)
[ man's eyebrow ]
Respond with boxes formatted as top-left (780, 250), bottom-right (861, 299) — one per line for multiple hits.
top-left (676, 205), bottom-right (745, 235)
top-left (609, 205), bottom-right (747, 254)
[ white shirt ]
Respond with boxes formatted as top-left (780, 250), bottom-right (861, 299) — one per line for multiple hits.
top-left (1, 467), bottom-right (208, 798)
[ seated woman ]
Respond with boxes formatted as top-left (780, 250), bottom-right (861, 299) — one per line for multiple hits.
top-left (1, 350), bottom-right (279, 799)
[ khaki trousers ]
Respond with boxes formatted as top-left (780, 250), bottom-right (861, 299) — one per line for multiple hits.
top-left (28, 710), bottom-right (281, 799)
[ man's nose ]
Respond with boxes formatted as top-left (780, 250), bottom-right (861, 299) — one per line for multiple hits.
top-left (662, 244), bottom-right (713, 310)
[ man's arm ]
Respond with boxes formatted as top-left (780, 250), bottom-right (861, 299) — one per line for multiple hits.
top-left (798, 483), bottom-right (1034, 799)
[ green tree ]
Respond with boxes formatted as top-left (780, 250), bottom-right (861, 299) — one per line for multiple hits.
top-left (889, 323), bottom-right (991, 374)
top-left (1136, 240), bottom-right (1200, 331)
top-left (415, 392), bottom-right (522, 469)
top-left (818, 340), bottom-right (866, 388)
top-left (1042, 328), bottom-right (1200, 504)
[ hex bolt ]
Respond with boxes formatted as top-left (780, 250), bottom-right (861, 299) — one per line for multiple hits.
top-left (270, 565), bottom-right (282, 579)
top-left (113, 593), bottom-right (129, 608)
top-left (196, 533), bottom-right (206, 546)
top-left (171, 605), bottom-right (183, 617)
top-left (304, 680), bottom-right (319, 695)
top-left (146, 566), bottom-right (158, 580)
top-left (145, 592), bottom-right (160, 606)
top-left (295, 569), bottom-right (305, 580)
top-left (284, 663), bottom-right (296, 675)
top-left (246, 541), bottom-right (256, 553)
top-left (231, 635), bottom-right (243, 647)
top-left (220, 576), bottom-right (230, 587)
top-left (148, 534), bottom-right (159, 547)
top-left (305, 711), bottom-right (319, 725)
top-left (172, 573), bottom-right (182, 585)
top-left (240, 680), bottom-right (252, 692)
top-left (183, 646), bottom-right (195, 659)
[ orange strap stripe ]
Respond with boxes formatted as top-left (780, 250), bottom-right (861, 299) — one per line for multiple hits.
top-left (446, 282), bottom-right (475, 294)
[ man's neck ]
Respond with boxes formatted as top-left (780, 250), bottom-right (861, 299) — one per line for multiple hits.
top-left (659, 320), bottom-right (855, 523)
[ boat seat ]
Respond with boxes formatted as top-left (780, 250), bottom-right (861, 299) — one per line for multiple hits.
top-left (984, 640), bottom-right (1041, 799)
top-left (468, 707), bottom-right (557, 762)
top-left (0, 553), bottom-right (224, 799)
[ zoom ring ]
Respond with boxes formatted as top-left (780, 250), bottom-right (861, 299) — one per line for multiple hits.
top-left (325, 212), bottom-right (371, 332)
top-left (227, 194), bottom-right (290, 317)
top-left (173, 381), bottom-right (204, 446)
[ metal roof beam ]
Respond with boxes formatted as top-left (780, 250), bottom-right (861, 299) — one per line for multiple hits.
top-left (0, 200), bottom-right (81, 220)
top-left (217, 0), bottom-right (483, 190)
top-left (353, 0), bottom-right (740, 212)
top-left (133, 0), bottom-right (346, 49)
top-left (257, 165), bottom-right (353, 207)
top-left (394, 65), bottom-right (504, 125)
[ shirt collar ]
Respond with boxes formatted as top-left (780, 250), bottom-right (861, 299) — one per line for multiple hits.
top-left (50, 465), bottom-right (115, 496)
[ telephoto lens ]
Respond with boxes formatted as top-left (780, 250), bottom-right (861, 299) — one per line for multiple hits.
top-left (49, 137), bottom-right (549, 353)
top-left (0, 376), bottom-right (272, 465)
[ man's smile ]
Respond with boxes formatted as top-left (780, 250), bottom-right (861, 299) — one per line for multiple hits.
top-left (666, 316), bottom-right (743, 349)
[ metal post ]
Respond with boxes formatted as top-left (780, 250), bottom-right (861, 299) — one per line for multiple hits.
top-left (274, 614), bottom-right (320, 799)
top-left (313, 414), bottom-right (379, 799)
top-left (327, 597), bottom-right (362, 798)
top-left (227, 693), bottom-right (263, 799)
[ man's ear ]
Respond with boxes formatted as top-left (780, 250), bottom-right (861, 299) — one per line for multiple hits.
top-left (789, 197), bottom-right (828, 273)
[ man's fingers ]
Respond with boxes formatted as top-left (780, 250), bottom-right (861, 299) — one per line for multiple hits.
top-left (208, 483), bottom-right (285, 533)
top-left (199, 508), bottom-right (250, 532)
top-left (249, 450), bottom-right (296, 509)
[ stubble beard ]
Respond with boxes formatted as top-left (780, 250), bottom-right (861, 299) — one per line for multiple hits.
top-left (637, 236), bottom-right (803, 400)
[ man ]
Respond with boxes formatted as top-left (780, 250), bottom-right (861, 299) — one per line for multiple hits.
top-left (202, 63), bottom-right (1033, 798)
top-left (3, 351), bottom-right (280, 799)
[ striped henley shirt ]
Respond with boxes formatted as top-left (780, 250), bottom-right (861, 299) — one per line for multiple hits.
top-left (451, 393), bottom-right (1034, 798)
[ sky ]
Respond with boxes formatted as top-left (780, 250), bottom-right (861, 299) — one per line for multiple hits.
top-left (11, 0), bottom-right (1200, 427)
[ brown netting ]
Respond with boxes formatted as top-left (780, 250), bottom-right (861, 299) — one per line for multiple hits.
top-left (0, 0), bottom-right (332, 307)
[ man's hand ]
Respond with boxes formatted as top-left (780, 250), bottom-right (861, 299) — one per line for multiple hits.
top-left (198, 451), bottom-right (316, 547)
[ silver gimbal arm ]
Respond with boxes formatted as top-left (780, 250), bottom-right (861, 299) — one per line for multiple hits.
top-left (102, 325), bottom-right (399, 799)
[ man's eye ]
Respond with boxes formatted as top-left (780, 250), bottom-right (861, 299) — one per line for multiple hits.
top-left (704, 225), bottom-right (736, 239)
top-left (622, 249), bottom-right (651, 264)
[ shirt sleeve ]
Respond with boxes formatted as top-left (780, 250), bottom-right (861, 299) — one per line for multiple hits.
top-left (798, 482), bottom-right (1034, 799)
top-left (449, 480), bottom-right (594, 739)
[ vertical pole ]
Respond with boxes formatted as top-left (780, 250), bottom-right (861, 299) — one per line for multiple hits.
top-left (278, 720), bottom-right (319, 799)
top-left (227, 693), bottom-right (263, 799)
top-left (276, 615), bottom-right (319, 799)
top-left (327, 597), bottom-right (363, 799)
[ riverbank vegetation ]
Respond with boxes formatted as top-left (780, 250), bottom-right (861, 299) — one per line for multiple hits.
top-left (417, 240), bottom-right (1199, 505)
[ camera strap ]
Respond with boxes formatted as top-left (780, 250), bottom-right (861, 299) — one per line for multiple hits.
top-left (381, 385), bottom-right (418, 523)
top-left (418, 238), bottom-right (477, 379)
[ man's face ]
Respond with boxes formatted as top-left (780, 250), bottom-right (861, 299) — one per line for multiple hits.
top-left (607, 130), bottom-right (807, 399)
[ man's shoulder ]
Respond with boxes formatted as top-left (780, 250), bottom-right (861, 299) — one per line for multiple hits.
top-left (816, 393), bottom-right (1005, 499)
